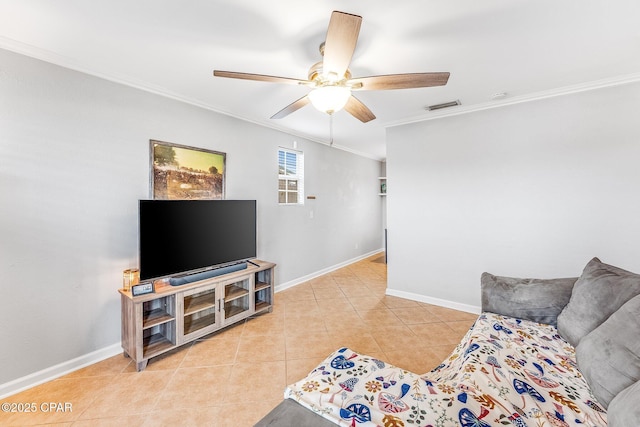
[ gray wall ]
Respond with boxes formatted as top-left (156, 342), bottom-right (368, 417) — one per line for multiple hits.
top-left (0, 48), bottom-right (383, 387)
top-left (386, 82), bottom-right (640, 309)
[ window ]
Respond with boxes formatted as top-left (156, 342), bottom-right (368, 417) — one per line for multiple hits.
top-left (278, 148), bottom-right (304, 205)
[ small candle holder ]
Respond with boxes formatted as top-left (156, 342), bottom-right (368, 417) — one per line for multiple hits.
top-left (123, 269), bottom-right (140, 291)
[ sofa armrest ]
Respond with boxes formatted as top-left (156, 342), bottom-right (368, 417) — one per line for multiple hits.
top-left (255, 399), bottom-right (336, 427)
top-left (481, 272), bottom-right (577, 326)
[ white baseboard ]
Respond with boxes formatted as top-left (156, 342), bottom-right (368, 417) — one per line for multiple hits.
top-left (274, 251), bottom-right (482, 316)
top-left (0, 343), bottom-right (122, 399)
top-left (275, 249), bottom-right (384, 293)
top-left (385, 288), bottom-right (482, 315)
top-left (2, 251), bottom-right (385, 399)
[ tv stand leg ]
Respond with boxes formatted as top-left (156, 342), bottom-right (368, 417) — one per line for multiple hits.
top-left (136, 360), bottom-right (148, 372)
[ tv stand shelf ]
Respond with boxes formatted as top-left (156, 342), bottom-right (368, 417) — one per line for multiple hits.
top-left (142, 333), bottom-right (174, 356)
top-left (225, 284), bottom-right (249, 301)
top-left (142, 309), bottom-right (173, 329)
top-left (255, 282), bottom-right (270, 291)
top-left (119, 260), bottom-right (275, 371)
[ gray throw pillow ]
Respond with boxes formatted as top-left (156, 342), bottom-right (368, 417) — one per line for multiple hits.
top-left (608, 380), bottom-right (640, 426)
top-left (575, 294), bottom-right (640, 407)
top-left (481, 272), bottom-right (576, 326)
top-left (557, 257), bottom-right (640, 347)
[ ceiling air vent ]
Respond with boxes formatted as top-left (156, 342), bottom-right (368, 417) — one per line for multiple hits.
top-left (426, 100), bottom-right (461, 111)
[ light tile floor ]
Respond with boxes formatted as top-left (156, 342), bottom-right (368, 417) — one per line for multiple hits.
top-left (0, 253), bottom-right (477, 426)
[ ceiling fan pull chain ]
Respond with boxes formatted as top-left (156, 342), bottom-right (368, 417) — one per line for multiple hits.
top-left (329, 113), bottom-right (334, 147)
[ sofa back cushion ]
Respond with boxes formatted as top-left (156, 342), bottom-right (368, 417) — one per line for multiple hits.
top-left (481, 272), bottom-right (576, 326)
top-left (557, 257), bottom-right (640, 347)
top-left (607, 380), bottom-right (640, 426)
top-left (575, 293), bottom-right (640, 408)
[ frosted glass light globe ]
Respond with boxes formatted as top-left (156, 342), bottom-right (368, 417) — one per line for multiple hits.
top-left (308, 86), bottom-right (351, 114)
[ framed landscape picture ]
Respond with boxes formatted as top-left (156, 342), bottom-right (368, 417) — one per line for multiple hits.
top-left (150, 140), bottom-right (226, 200)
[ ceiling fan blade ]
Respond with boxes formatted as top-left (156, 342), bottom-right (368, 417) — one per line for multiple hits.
top-left (322, 11), bottom-right (362, 79)
top-left (350, 72), bottom-right (450, 90)
top-left (344, 95), bottom-right (376, 123)
top-left (213, 70), bottom-right (311, 86)
top-left (271, 95), bottom-right (310, 119)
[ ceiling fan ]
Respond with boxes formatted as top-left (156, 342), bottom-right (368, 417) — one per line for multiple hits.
top-left (213, 11), bottom-right (449, 123)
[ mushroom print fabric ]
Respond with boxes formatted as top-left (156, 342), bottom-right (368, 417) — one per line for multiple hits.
top-left (285, 313), bottom-right (607, 426)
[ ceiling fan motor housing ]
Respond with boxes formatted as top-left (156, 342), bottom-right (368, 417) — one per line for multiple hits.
top-left (308, 61), bottom-right (351, 86)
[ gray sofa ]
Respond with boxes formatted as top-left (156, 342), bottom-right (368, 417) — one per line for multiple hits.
top-left (483, 257), bottom-right (640, 425)
top-left (256, 257), bottom-right (640, 426)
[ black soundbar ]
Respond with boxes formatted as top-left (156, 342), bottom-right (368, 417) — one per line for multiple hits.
top-left (169, 262), bottom-right (248, 286)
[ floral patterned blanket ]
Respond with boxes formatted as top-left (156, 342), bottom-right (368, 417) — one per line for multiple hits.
top-left (285, 312), bottom-right (607, 427)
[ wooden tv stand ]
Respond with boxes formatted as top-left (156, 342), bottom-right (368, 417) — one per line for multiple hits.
top-left (119, 260), bottom-right (275, 371)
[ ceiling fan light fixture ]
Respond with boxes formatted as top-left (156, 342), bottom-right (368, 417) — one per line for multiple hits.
top-left (308, 85), bottom-right (351, 114)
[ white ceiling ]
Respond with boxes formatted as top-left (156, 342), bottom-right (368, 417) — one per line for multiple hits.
top-left (1, 0), bottom-right (639, 160)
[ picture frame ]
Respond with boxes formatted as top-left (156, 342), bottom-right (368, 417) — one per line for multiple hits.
top-left (150, 140), bottom-right (226, 200)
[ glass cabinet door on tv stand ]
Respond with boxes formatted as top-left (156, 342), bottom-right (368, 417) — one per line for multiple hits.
top-left (223, 276), bottom-right (251, 323)
top-left (180, 284), bottom-right (220, 342)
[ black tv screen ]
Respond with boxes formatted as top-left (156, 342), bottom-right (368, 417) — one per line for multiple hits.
top-left (139, 199), bottom-right (257, 281)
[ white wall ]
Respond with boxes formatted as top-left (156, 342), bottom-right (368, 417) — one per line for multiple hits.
top-left (386, 82), bottom-right (640, 310)
top-left (0, 48), bottom-right (383, 389)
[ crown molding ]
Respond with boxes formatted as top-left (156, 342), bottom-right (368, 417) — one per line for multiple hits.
top-left (0, 37), bottom-right (385, 162)
top-left (4, 35), bottom-right (636, 162)
top-left (386, 72), bottom-right (640, 128)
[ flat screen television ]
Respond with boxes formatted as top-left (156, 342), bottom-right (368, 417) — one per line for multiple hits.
top-left (139, 199), bottom-right (257, 281)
